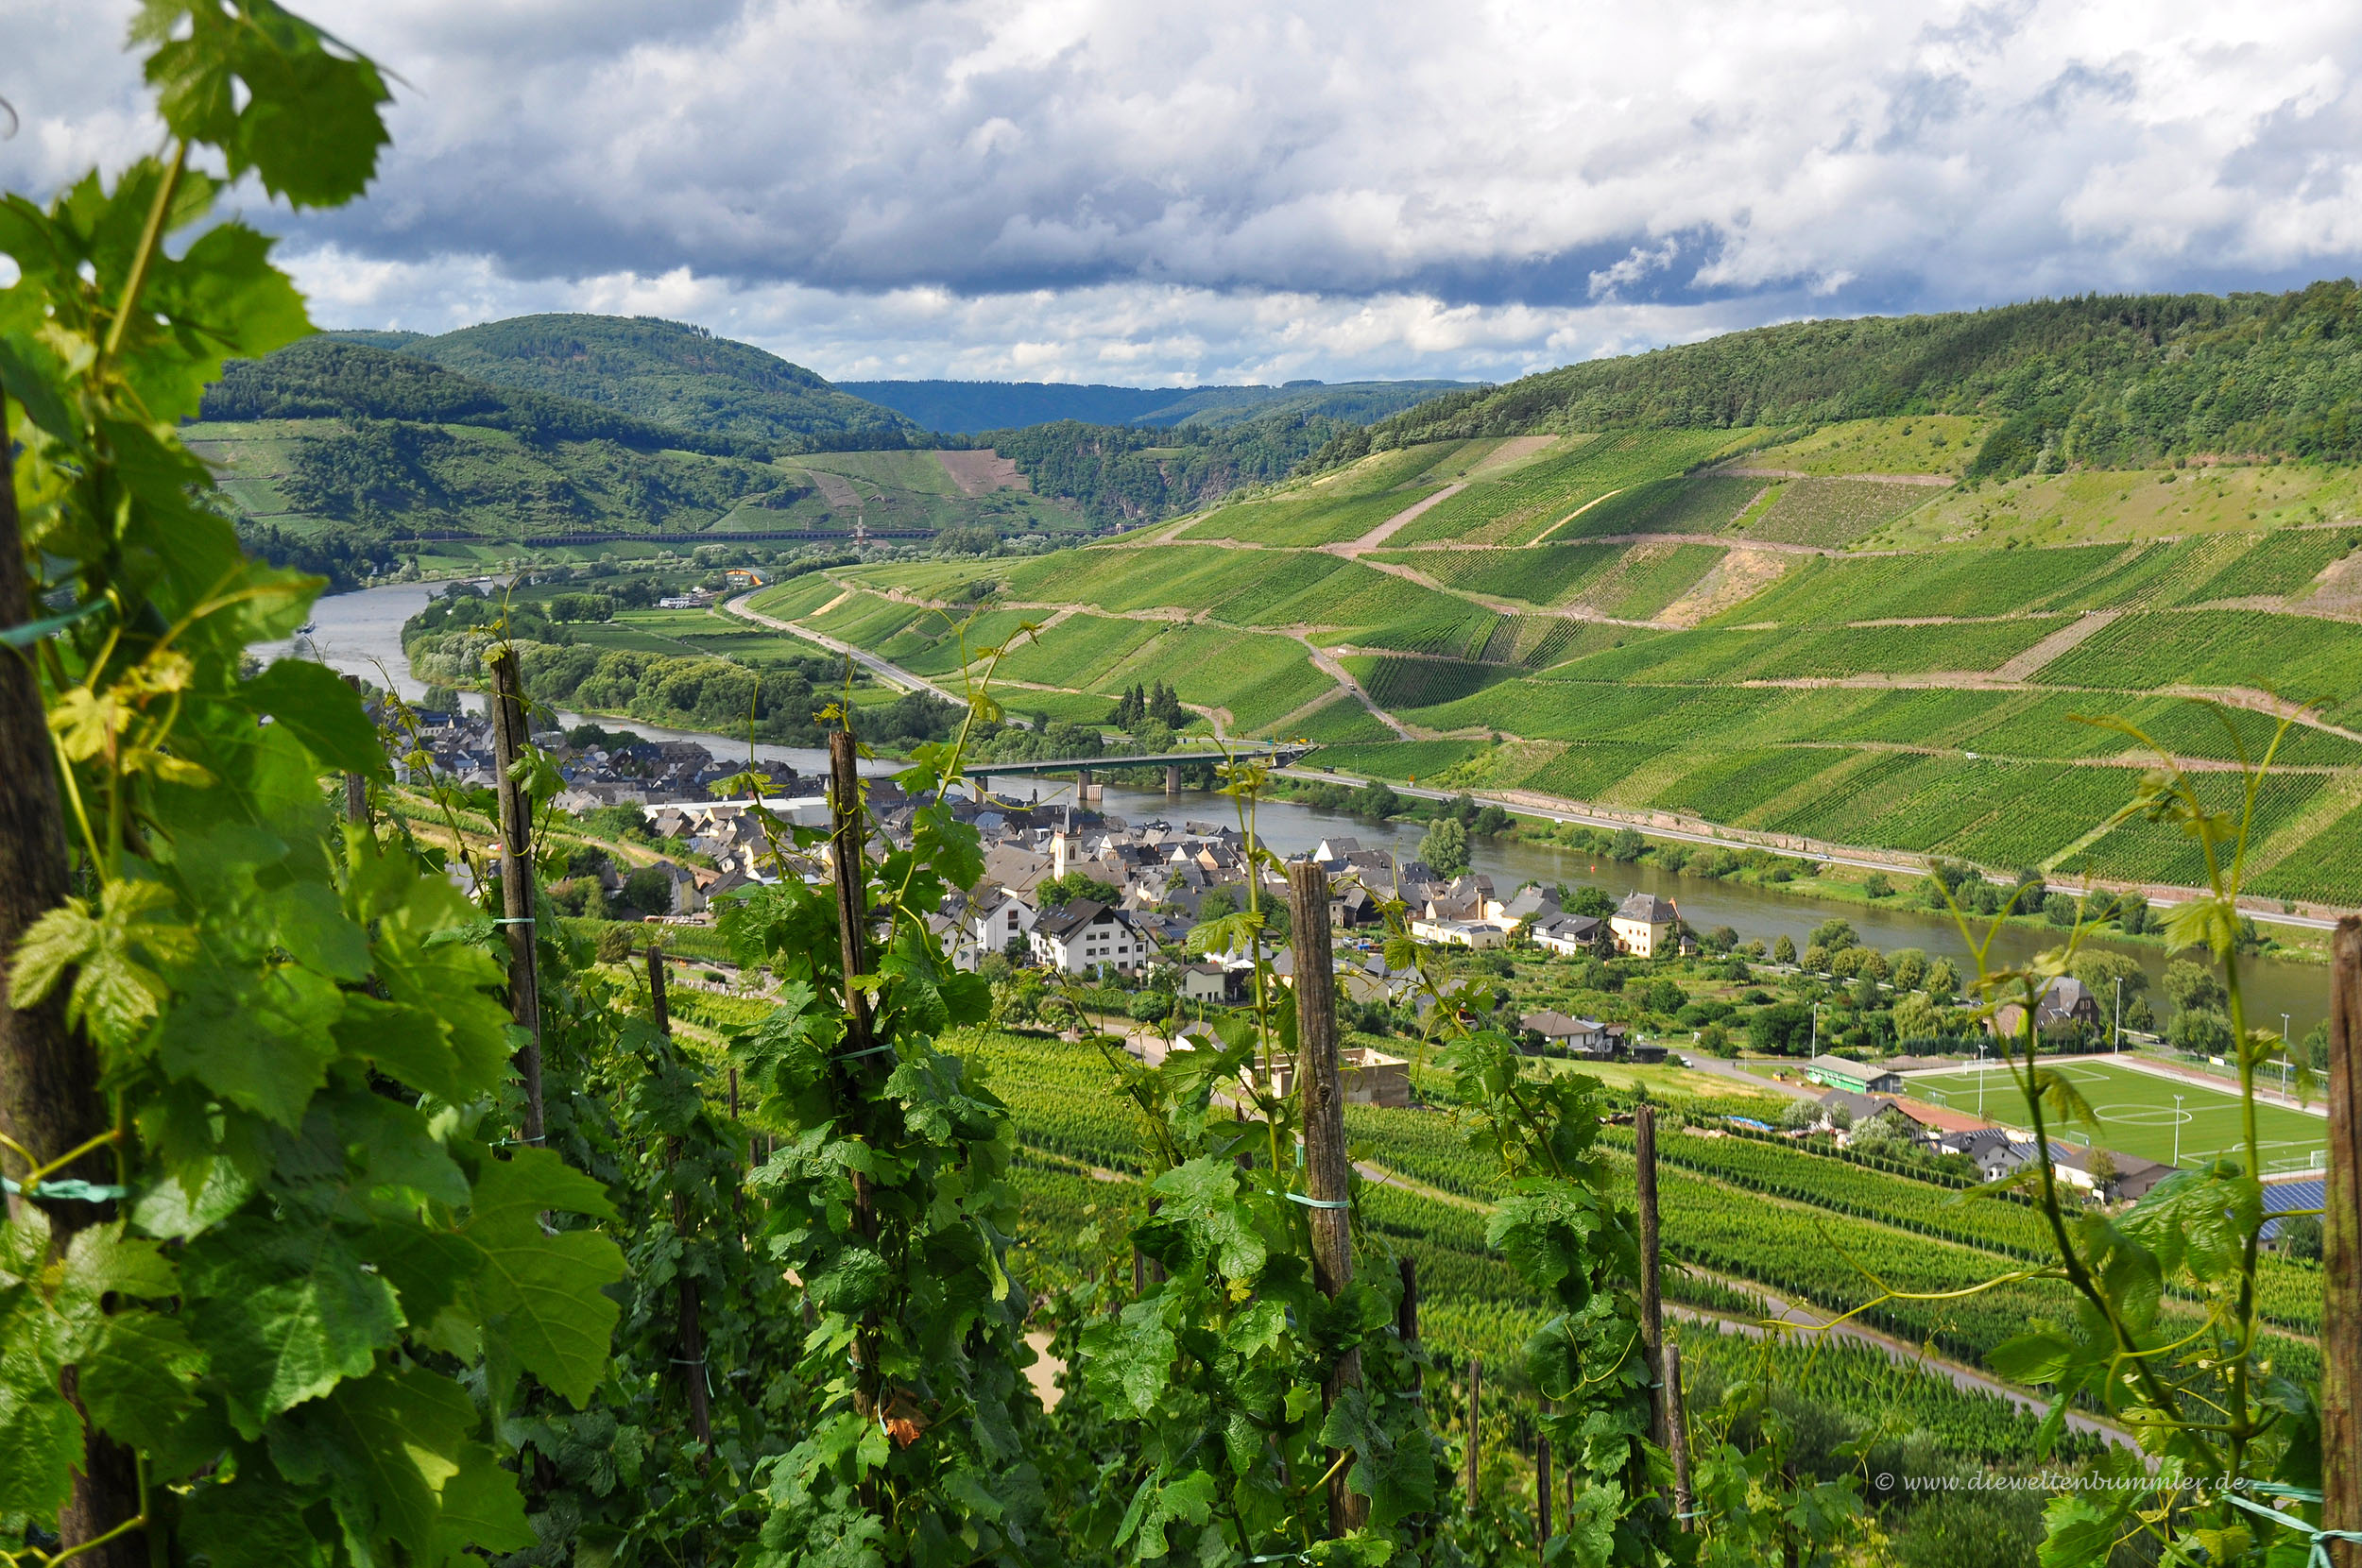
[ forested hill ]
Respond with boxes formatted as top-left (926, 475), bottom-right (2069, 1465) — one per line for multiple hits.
top-left (401, 314), bottom-right (921, 450)
top-left (201, 338), bottom-right (771, 458)
top-left (1350, 281), bottom-right (2362, 479)
top-left (841, 377), bottom-right (1470, 435)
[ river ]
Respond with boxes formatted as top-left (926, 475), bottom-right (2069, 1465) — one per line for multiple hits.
top-left (273, 584), bottom-right (2337, 1037)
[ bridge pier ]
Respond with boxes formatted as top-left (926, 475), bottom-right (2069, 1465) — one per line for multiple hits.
top-left (1165, 764), bottom-right (1181, 795)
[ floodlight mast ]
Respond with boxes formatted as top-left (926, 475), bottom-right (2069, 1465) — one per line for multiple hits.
top-left (2172, 1094), bottom-right (2184, 1167)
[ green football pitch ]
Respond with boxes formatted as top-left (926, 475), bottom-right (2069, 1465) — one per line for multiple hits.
top-left (1903, 1059), bottom-right (2330, 1173)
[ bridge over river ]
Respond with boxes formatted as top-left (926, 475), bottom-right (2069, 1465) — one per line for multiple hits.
top-left (965, 742), bottom-right (1314, 795)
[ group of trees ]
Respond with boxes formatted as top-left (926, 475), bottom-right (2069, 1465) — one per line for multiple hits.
top-left (1351, 281), bottom-right (2362, 472)
top-left (1106, 678), bottom-right (1188, 732)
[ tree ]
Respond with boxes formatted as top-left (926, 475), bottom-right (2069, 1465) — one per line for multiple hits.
top-left (1892, 992), bottom-right (1941, 1041)
top-left (622, 865), bottom-right (675, 913)
top-left (2167, 1007), bottom-right (2234, 1056)
top-left (1608, 827), bottom-right (1647, 861)
top-left (1926, 959), bottom-right (1960, 1002)
top-left (1472, 803), bottom-right (1511, 836)
top-left (2164, 958), bottom-right (2228, 1014)
top-left (2085, 1147), bottom-right (2119, 1196)
top-left (1647, 979), bottom-right (1686, 1014)
top-left (1420, 817), bottom-right (1471, 877)
top-left (1809, 917), bottom-right (1858, 952)
top-left (1038, 871), bottom-right (1121, 909)
top-left (1864, 872), bottom-right (1892, 897)
top-left (1357, 779), bottom-right (1399, 818)
top-left (1802, 943), bottom-right (1831, 973)
top-left (1779, 1099), bottom-right (1823, 1132)
top-left (1890, 947), bottom-right (1929, 990)
top-left (1749, 1001), bottom-right (1816, 1055)
top-left (2070, 951), bottom-right (2148, 1023)
top-left (1772, 934), bottom-right (1798, 964)
top-left (2279, 1214), bottom-right (2324, 1261)
top-left (1566, 883), bottom-right (1618, 918)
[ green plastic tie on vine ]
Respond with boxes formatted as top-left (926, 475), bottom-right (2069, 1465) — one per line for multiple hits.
top-left (491, 915), bottom-right (536, 925)
top-left (2222, 1486), bottom-right (2362, 1568)
top-left (0, 598), bottom-right (108, 648)
top-left (1286, 1192), bottom-right (1351, 1210)
top-left (2, 1176), bottom-right (128, 1202)
top-left (838, 1043), bottom-right (897, 1062)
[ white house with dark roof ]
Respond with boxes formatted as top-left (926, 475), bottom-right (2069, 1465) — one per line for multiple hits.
top-left (1030, 899), bottom-right (1155, 975)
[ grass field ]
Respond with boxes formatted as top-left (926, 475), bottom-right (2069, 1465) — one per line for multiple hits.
top-left (1904, 1058), bottom-right (2330, 1171)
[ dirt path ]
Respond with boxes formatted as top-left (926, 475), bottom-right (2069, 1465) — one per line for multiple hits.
top-left (1529, 487), bottom-right (1629, 544)
top-left (1336, 483), bottom-right (1467, 554)
top-left (723, 590), bottom-right (965, 704)
top-left (1301, 640), bottom-right (1420, 740)
top-left (1995, 609), bottom-right (2121, 680)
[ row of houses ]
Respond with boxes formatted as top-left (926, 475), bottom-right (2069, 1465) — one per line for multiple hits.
top-left (1406, 884), bottom-right (1684, 961)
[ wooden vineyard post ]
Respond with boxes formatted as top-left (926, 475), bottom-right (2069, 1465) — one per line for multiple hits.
top-left (1536, 1430), bottom-right (1552, 1549)
top-left (1635, 1102), bottom-right (1694, 1518)
top-left (487, 648), bottom-right (545, 1145)
top-left (1463, 1357), bottom-right (1483, 1515)
top-left (2325, 917), bottom-right (2359, 1567)
top-left (647, 950), bottom-right (712, 1451)
top-left (340, 673), bottom-right (369, 827)
top-left (0, 393), bottom-right (145, 1563)
top-left (828, 730), bottom-right (883, 1432)
top-left (1665, 1343), bottom-right (1694, 1528)
top-left (1289, 860), bottom-right (1364, 1535)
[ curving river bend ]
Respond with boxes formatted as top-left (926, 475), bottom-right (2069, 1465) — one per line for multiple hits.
top-left (266, 584), bottom-right (2338, 1038)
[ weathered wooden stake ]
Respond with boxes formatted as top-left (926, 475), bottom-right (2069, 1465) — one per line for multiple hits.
top-left (340, 673), bottom-right (370, 827)
top-left (0, 391), bottom-right (145, 1565)
top-left (1536, 1432), bottom-right (1552, 1548)
top-left (2325, 917), bottom-right (2359, 1567)
top-left (1463, 1357), bottom-right (1483, 1514)
top-left (1289, 860), bottom-right (1364, 1535)
top-left (1665, 1342), bottom-right (1694, 1529)
top-left (1635, 1105), bottom-right (1669, 1445)
top-left (828, 730), bottom-right (882, 1425)
top-left (648, 950), bottom-right (711, 1451)
top-left (488, 648), bottom-right (545, 1145)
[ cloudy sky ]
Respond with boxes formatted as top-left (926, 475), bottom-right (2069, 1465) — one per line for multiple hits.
top-left (7, 0), bottom-right (2362, 386)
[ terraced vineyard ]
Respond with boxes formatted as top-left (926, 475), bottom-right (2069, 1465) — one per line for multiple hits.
top-left (738, 407), bottom-right (2362, 907)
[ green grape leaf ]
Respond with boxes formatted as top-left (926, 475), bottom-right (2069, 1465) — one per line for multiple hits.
top-left (57, 1222), bottom-right (180, 1353)
top-left (1080, 1298), bottom-right (1177, 1420)
top-left (268, 878), bottom-right (370, 982)
top-left (178, 1470), bottom-right (332, 1568)
top-left (158, 962), bottom-right (345, 1127)
top-left (79, 1309), bottom-right (207, 1453)
top-left (1988, 1331), bottom-right (2077, 1387)
top-left (425, 1443), bottom-right (537, 1564)
top-left (1149, 1156), bottom-right (1265, 1280)
top-left (460, 1150), bottom-right (623, 1408)
top-left (0, 1354), bottom-right (80, 1516)
top-left (185, 1214), bottom-right (405, 1437)
top-left (1112, 1465), bottom-right (1215, 1559)
top-left (0, 331), bottom-right (75, 438)
top-left (270, 1365), bottom-right (474, 1560)
top-left (332, 1090), bottom-right (471, 1210)
top-left (238, 657), bottom-right (382, 778)
top-left (136, 0), bottom-right (394, 210)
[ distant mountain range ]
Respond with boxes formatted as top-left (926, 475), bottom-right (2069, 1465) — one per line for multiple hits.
top-left (191, 315), bottom-right (1472, 554)
top-left (835, 378), bottom-right (1474, 435)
